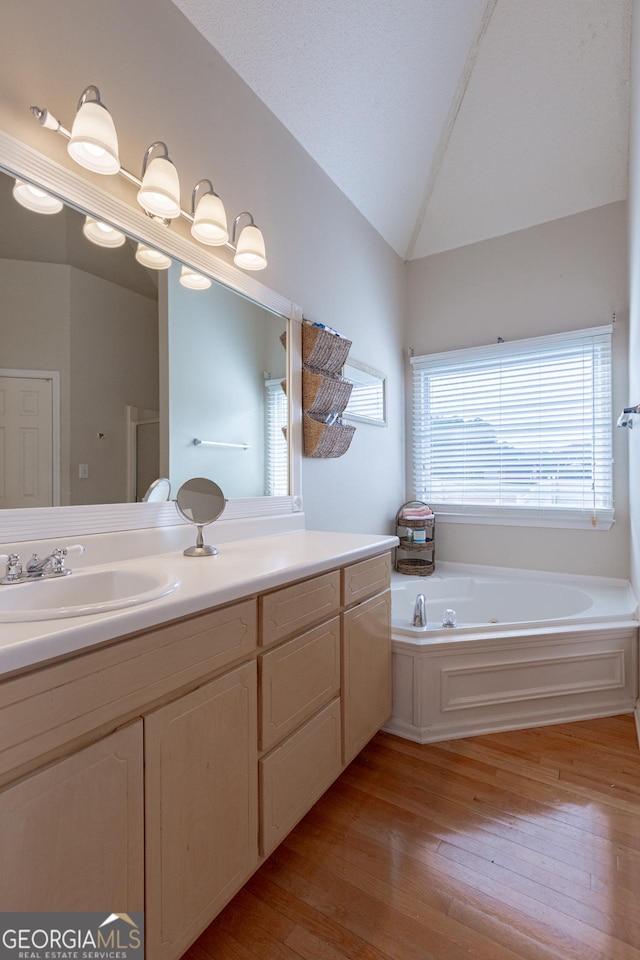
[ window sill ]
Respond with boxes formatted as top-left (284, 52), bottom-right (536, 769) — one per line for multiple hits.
top-left (431, 508), bottom-right (614, 531)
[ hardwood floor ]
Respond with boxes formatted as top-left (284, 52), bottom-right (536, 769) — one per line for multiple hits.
top-left (183, 715), bottom-right (640, 960)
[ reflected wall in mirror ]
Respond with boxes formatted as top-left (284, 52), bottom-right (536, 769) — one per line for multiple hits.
top-left (0, 166), bottom-right (288, 509)
top-left (342, 359), bottom-right (387, 426)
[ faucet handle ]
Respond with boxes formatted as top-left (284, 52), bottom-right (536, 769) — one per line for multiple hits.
top-left (64, 544), bottom-right (86, 557)
top-left (0, 553), bottom-right (23, 581)
top-left (52, 544), bottom-right (86, 574)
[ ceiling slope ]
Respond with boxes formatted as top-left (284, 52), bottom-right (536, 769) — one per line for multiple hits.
top-left (170, 0), bottom-right (631, 259)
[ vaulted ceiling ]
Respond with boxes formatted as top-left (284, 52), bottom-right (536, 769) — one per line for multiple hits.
top-left (170, 0), bottom-right (631, 260)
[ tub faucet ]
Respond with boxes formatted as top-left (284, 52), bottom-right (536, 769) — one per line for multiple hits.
top-left (413, 593), bottom-right (427, 627)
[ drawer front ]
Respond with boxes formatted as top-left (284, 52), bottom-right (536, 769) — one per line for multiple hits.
top-left (342, 553), bottom-right (391, 607)
top-left (259, 698), bottom-right (342, 857)
top-left (259, 617), bottom-right (340, 752)
top-left (0, 599), bottom-right (257, 782)
top-left (260, 571), bottom-right (340, 648)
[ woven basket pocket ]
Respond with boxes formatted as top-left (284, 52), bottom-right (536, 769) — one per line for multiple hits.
top-left (304, 412), bottom-right (355, 458)
top-left (303, 367), bottom-right (353, 416)
top-left (402, 517), bottom-right (435, 531)
top-left (398, 538), bottom-right (435, 553)
top-left (302, 325), bottom-right (352, 374)
top-left (395, 557), bottom-right (435, 577)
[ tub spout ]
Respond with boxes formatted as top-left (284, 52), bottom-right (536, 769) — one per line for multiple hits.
top-left (413, 594), bottom-right (427, 628)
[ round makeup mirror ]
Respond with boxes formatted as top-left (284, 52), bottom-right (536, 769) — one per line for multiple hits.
top-left (175, 477), bottom-right (227, 557)
top-left (142, 477), bottom-right (172, 502)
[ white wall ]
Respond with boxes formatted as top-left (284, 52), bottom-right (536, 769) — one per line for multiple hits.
top-left (406, 202), bottom-right (630, 578)
top-left (165, 263), bottom-right (285, 498)
top-left (69, 268), bottom-right (158, 505)
top-left (0, 0), bottom-right (406, 537)
top-left (630, 1), bottom-right (640, 593)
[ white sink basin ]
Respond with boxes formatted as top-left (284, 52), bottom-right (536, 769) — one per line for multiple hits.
top-left (0, 568), bottom-right (180, 622)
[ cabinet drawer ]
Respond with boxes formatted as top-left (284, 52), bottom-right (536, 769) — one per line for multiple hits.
top-left (260, 571), bottom-right (340, 648)
top-left (342, 553), bottom-right (391, 607)
top-left (259, 698), bottom-right (342, 856)
top-left (0, 599), bottom-right (257, 781)
top-left (259, 617), bottom-right (340, 752)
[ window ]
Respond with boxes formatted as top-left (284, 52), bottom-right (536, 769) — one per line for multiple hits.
top-left (265, 379), bottom-right (289, 496)
top-left (411, 326), bottom-right (613, 529)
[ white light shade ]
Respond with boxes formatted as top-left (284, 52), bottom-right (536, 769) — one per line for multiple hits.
top-left (179, 265), bottom-right (211, 290)
top-left (191, 192), bottom-right (228, 245)
top-left (234, 224), bottom-right (267, 271)
top-left (83, 216), bottom-right (126, 248)
top-left (135, 243), bottom-right (172, 270)
top-left (13, 179), bottom-right (63, 214)
top-left (137, 157), bottom-right (181, 219)
top-left (68, 101), bottom-right (120, 175)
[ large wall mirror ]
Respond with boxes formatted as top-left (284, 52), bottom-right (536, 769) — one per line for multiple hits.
top-left (0, 130), bottom-right (302, 542)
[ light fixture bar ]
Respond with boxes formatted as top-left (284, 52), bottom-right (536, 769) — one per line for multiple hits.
top-left (30, 98), bottom-right (265, 267)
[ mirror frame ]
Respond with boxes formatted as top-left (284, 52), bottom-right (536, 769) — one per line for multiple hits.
top-left (0, 129), bottom-right (303, 543)
top-left (342, 358), bottom-right (388, 426)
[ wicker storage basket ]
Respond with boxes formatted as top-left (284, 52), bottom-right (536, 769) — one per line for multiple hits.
top-left (395, 557), bottom-right (435, 577)
top-left (303, 366), bottom-right (353, 417)
top-left (398, 538), bottom-right (435, 552)
top-left (303, 412), bottom-right (355, 458)
top-left (302, 324), bottom-right (352, 374)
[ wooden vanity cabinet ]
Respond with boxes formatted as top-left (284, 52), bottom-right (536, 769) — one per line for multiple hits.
top-left (257, 553), bottom-right (391, 856)
top-left (342, 590), bottom-right (392, 764)
top-left (0, 549), bottom-right (392, 960)
top-left (341, 552), bottom-right (392, 765)
top-left (0, 720), bottom-right (144, 911)
top-left (145, 661), bottom-right (258, 960)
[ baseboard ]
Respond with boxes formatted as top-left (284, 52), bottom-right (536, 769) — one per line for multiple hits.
top-left (383, 702), bottom-right (636, 744)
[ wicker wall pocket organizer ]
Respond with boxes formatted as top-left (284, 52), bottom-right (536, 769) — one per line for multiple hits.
top-left (395, 500), bottom-right (435, 576)
top-left (302, 323), bottom-right (352, 373)
top-left (304, 412), bottom-right (356, 458)
top-left (302, 321), bottom-right (356, 458)
top-left (303, 367), bottom-right (353, 417)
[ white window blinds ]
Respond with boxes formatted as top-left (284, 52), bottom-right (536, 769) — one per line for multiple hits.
top-left (265, 379), bottom-right (289, 497)
top-left (411, 326), bottom-right (613, 529)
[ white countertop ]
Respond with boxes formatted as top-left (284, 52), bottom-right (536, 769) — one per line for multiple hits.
top-left (0, 530), bottom-right (397, 677)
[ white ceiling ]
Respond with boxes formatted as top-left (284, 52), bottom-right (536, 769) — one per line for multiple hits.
top-left (170, 0), bottom-right (631, 260)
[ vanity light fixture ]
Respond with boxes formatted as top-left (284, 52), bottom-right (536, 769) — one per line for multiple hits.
top-left (13, 178), bottom-right (63, 214)
top-left (191, 179), bottom-right (229, 245)
top-left (82, 215), bottom-right (126, 248)
top-left (29, 86), bottom-right (268, 270)
top-left (179, 265), bottom-right (211, 290)
top-left (67, 86), bottom-right (120, 175)
top-left (137, 142), bottom-right (181, 220)
top-left (135, 243), bottom-right (172, 270)
top-left (232, 212), bottom-right (267, 271)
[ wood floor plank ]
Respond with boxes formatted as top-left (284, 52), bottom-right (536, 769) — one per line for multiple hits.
top-left (182, 716), bottom-right (640, 960)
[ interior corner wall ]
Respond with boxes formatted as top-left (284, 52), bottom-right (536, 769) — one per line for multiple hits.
top-left (0, 0), bottom-right (406, 538)
top-left (406, 202), bottom-right (630, 578)
top-left (630, 0), bottom-right (640, 593)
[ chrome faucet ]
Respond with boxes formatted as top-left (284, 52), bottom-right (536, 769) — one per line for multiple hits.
top-left (26, 548), bottom-right (71, 578)
top-left (1, 544), bottom-right (85, 584)
top-left (413, 593), bottom-right (427, 627)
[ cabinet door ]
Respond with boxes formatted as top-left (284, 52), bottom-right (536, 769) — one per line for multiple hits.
top-left (145, 661), bottom-right (258, 960)
top-left (0, 721), bottom-right (143, 911)
top-left (342, 591), bottom-right (392, 764)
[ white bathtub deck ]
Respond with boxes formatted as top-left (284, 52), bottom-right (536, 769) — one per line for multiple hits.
top-left (387, 563), bottom-right (639, 743)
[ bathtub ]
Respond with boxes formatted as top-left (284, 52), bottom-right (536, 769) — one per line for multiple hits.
top-left (385, 563), bottom-right (638, 743)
